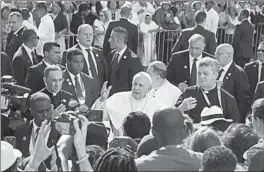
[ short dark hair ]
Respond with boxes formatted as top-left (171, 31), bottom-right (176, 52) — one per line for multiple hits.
top-left (44, 65), bottom-right (62, 78)
top-left (43, 42), bottom-right (60, 53)
top-left (251, 98), bottom-right (264, 120)
top-left (94, 148), bottom-right (137, 172)
top-left (66, 48), bottom-right (84, 61)
top-left (78, 3), bottom-right (89, 12)
top-left (107, 1), bottom-right (119, 9)
top-left (240, 9), bottom-right (249, 18)
top-left (22, 29), bottom-right (37, 42)
top-left (112, 27), bottom-right (128, 43)
top-left (30, 92), bottom-right (51, 109)
top-left (35, 2), bottom-right (47, 11)
top-left (85, 145), bottom-right (105, 168)
top-left (222, 123), bottom-right (259, 163)
top-left (202, 146), bottom-right (237, 172)
top-left (123, 112), bottom-right (151, 139)
top-left (21, 8), bottom-right (30, 20)
top-left (195, 10), bottom-right (207, 24)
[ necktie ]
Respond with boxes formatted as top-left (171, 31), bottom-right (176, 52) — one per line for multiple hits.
top-left (261, 63), bottom-right (264, 81)
top-left (34, 127), bottom-right (40, 145)
top-left (217, 69), bottom-right (224, 80)
top-left (75, 75), bottom-right (83, 98)
top-left (190, 58), bottom-right (198, 86)
top-left (111, 52), bottom-right (119, 71)
top-left (86, 49), bottom-right (97, 78)
top-left (31, 50), bottom-right (38, 65)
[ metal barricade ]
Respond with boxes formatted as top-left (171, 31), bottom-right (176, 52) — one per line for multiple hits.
top-left (216, 28), bottom-right (234, 45)
top-left (64, 34), bottom-right (77, 50)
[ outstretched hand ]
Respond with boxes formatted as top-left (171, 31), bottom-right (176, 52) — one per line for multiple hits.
top-left (100, 81), bottom-right (112, 102)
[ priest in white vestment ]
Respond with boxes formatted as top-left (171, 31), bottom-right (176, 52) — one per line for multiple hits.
top-left (92, 72), bottom-right (163, 136)
top-left (147, 61), bottom-right (182, 106)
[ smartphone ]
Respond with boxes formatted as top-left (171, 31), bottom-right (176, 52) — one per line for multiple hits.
top-left (86, 110), bottom-right (103, 122)
top-left (4, 136), bottom-right (16, 148)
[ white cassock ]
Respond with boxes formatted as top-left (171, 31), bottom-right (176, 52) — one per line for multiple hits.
top-left (148, 79), bottom-right (182, 107)
top-left (93, 91), bottom-right (163, 136)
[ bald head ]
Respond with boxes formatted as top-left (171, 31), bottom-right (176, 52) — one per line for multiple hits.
top-left (215, 44), bottom-right (234, 67)
top-left (131, 72), bottom-right (152, 100)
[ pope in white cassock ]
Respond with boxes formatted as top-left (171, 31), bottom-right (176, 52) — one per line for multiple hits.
top-left (92, 72), bottom-right (163, 136)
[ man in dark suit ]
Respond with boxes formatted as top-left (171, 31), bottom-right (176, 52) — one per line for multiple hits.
top-left (232, 9), bottom-right (254, 68)
top-left (62, 24), bottom-right (107, 88)
top-left (25, 42), bottom-right (65, 93)
top-left (62, 48), bottom-right (100, 108)
top-left (12, 29), bottom-right (40, 86)
top-left (5, 11), bottom-right (24, 60)
top-left (1, 52), bottom-right (14, 77)
top-left (215, 44), bottom-right (251, 122)
top-left (176, 57), bottom-right (240, 123)
top-left (167, 34), bottom-right (213, 91)
top-left (103, 5), bottom-right (138, 62)
top-left (108, 27), bottom-right (142, 96)
top-left (172, 10), bottom-right (216, 55)
top-left (40, 65), bottom-right (72, 112)
top-left (253, 81), bottom-right (264, 101)
top-left (244, 41), bottom-right (264, 99)
top-left (14, 92), bottom-right (61, 169)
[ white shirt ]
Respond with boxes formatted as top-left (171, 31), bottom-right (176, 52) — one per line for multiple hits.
top-left (189, 54), bottom-right (202, 84)
top-left (29, 121), bottom-right (51, 155)
top-left (67, 70), bottom-right (86, 97)
top-left (78, 43), bottom-right (98, 77)
top-left (205, 8), bottom-right (219, 35)
top-left (23, 20), bottom-right (38, 33)
top-left (219, 61), bottom-right (233, 81)
top-left (36, 14), bottom-right (55, 56)
top-left (22, 44), bottom-right (34, 64)
top-left (92, 91), bottom-right (163, 135)
top-left (148, 79), bottom-right (182, 106)
top-left (131, 2), bottom-right (155, 25)
top-left (115, 45), bottom-right (127, 62)
top-left (258, 60), bottom-right (263, 82)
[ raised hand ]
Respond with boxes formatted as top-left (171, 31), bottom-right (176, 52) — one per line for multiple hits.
top-left (99, 81), bottom-right (112, 102)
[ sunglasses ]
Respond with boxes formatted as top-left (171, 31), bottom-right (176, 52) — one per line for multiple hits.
top-left (257, 49), bottom-right (264, 53)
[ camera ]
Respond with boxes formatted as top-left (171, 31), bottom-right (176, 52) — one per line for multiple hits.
top-left (1, 75), bottom-right (31, 112)
top-left (52, 111), bottom-right (79, 135)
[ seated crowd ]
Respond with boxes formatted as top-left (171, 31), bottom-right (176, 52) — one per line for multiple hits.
top-left (1, 1), bottom-right (264, 172)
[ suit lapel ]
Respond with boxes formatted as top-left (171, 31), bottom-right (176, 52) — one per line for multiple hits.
top-left (63, 70), bottom-right (77, 98)
top-left (223, 62), bottom-right (235, 85)
top-left (21, 46), bottom-right (34, 66)
top-left (115, 48), bottom-right (129, 73)
top-left (21, 121), bottom-right (33, 157)
top-left (76, 44), bottom-right (89, 75)
top-left (184, 53), bottom-right (191, 82)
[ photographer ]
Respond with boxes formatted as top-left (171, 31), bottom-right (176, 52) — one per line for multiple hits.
top-left (1, 95), bottom-right (11, 139)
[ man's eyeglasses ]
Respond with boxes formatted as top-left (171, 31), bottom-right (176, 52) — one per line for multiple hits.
top-left (257, 49), bottom-right (264, 53)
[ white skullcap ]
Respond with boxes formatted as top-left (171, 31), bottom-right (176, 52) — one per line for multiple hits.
top-left (134, 72), bottom-right (152, 85)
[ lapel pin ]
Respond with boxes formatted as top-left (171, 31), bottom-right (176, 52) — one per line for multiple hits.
top-left (96, 54), bottom-right (99, 57)
top-left (124, 56), bottom-right (127, 59)
top-left (68, 82), bottom-right (72, 86)
top-left (228, 73), bottom-right (231, 76)
top-left (23, 136), bottom-right (27, 141)
top-left (254, 65), bottom-right (257, 68)
top-left (184, 66), bottom-right (187, 69)
top-left (62, 99), bottom-right (66, 103)
top-left (66, 79), bottom-right (70, 82)
top-left (226, 77), bottom-right (229, 80)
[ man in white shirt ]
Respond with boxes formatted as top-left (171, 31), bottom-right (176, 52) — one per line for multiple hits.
top-left (204, 1), bottom-right (219, 35)
top-left (92, 72), bottom-right (163, 136)
top-left (215, 43), bottom-right (250, 122)
top-left (131, 1), bottom-right (155, 25)
top-left (35, 2), bottom-right (55, 57)
top-left (14, 92), bottom-right (61, 169)
top-left (147, 61), bottom-right (182, 106)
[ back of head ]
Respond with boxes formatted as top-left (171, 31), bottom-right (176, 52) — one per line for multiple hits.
top-left (240, 9), bottom-right (249, 18)
top-left (85, 145), bottom-right (105, 168)
top-left (22, 29), bottom-right (37, 43)
top-left (35, 2), bottom-right (47, 11)
top-left (136, 134), bottom-right (158, 158)
top-left (94, 148), bottom-right (138, 172)
top-left (152, 107), bottom-right (185, 146)
top-left (21, 8), bottom-right (30, 20)
top-left (123, 112), bottom-right (151, 140)
top-left (202, 146), bottom-right (237, 172)
top-left (120, 5), bottom-right (131, 18)
top-left (195, 10), bottom-right (206, 24)
top-left (30, 92), bottom-right (51, 108)
top-left (222, 123), bottom-right (259, 163)
top-left (251, 98), bottom-right (264, 120)
top-left (246, 142), bottom-right (264, 171)
top-left (78, 2), bottom-right (89, 12)
top-left (189, 127), bottom-right (221, 153)
top-left (86, 122), bottom-right (108, 150)
top-left (148, 61), bottom-right (167, 79)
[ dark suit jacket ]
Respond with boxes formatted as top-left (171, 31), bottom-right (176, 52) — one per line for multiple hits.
top-left (62, 70), bottom-right (100, 108)
top-left (221, 62), bottom-right (251, 122)
top-left (61, 44), bottom-right (107, 88)
top-left (232, 20), bottom-right (254, 59)
top-left (167, 50), bottom-right (214, 87)
top-left (5, 27), bottom-right (24, 60)
top-left (108, 48), bottom-right (142, 96)
top-left (12, 46), bottom-right (40, 86)
top-left (244, 61), bottom-right (261, 99)
top-left (40, 88), bottom-right (73, 110)
top-left (176, 85), bottom-right (240, 123)
top-left (1, 52), bottom-right (14, 77)
top-left (25, 61), bottom-right (65, 94)
top-left (253, 81), bottom-right (264, 102)
top-left (14, 120), bottom-right (61, 169)
top-left (172, 25), bottom-right (216, 55)
top-left (103, 18), bottom-right (138, 61)
top-left (70, 12), bottom-right (97, 34)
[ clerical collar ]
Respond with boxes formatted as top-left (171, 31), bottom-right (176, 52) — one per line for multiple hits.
top-left (202, 85), bottom-right (217, 94)
top-left (222, 61), bottom-right (233, 72)
top-left (46, 88), bottom-right (58, 96)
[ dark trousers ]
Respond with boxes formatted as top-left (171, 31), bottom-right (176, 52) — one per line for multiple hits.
top-left (234, 57), bottom-right (250, 68)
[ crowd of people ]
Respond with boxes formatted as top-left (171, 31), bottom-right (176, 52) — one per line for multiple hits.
top-left (1, 1), bottom-right (264, 172)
